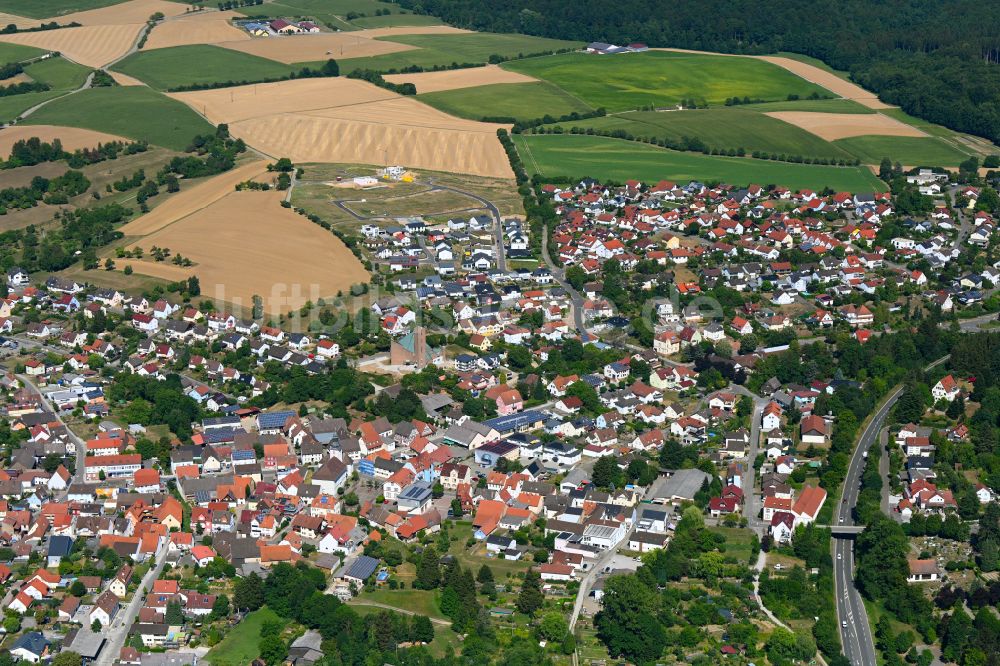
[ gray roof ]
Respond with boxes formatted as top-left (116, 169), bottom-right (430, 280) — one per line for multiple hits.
top-left (651, 468), bottom-right (711, 501)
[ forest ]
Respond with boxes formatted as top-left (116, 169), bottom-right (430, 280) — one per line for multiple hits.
top-left (398, 0), bottom-right (1000, 144)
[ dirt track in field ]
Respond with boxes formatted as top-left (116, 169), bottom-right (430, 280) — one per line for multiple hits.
top-left (384, 64), bottom-right (537, 93)
top-left (0, 124), bottom-right (128, 156)
top-left (170, 78), bottom-right (514, 178)
top-left (765, 111), bottom-right (925, 140)
top-left (119, 185), bottom-right (369, 313)
top-left (0, 23), bottom-right (142, 67)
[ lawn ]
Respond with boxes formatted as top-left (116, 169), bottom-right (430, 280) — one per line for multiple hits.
top-left (206, 606), bottom-right (288, 666)
top-left (0, 43), bottom-right (49, 63)
top-left (419, 81), bottom-right (594, 121)
top-left (515, 134), bottom-right (886, 192)
top-left (833, 135), bottom-right (974, 167)
top-left (446, 521), bottom-right (532, 579)
top-left (709, 526), bottom-right (756, 563)
top-left (0, 0), bottom-right (121, 18)
top-left (552, 108), bottom-right (855, 161)
top-left (503, 51), bottom-right (831, 113)
top-left (22, 86), bottom-right (214, 150)
top-left (332, 33), bottom-right (581, 72)
top-left (350, 588), bottom-right (446, 621)
top-left (112, 45), bottom-right (301, 91)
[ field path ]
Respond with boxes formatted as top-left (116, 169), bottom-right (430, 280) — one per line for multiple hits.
top-left (120, 160), bottom-right (269, 236)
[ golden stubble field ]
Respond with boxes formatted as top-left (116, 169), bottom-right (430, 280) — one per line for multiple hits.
top-left (218, 31), bottom-right (413, 63)
top-left (0, 124), bottom-right (128, 155)
top-left (765, 111), bottom-right (926, 140)
top-left (383, 64), bottom-right (537, 93)
top-left (118, 161), bottom-right (368, 313)
top-left (170, 78), bottom-right (514, 178)
top-left (0, 23), bottom-right (141, 67)
top-left (145, 15), bottom-right (249, 50)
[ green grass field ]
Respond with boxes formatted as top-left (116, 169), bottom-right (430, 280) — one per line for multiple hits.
top-left (206, 607), bottom-right (287, 666)
top-left (503, 51), bottom-right (830, 113)
top-left (551, 108), bottom-right (855, 160)
top-left (332, 33), bottom-right (581, 72)
top-left (113, 44), bottom-right (301, 91)
top-left (0, 90), bottom-right (64, 123)
top-left (22, 86), bottom-right (213, 150)
top-left (745, 98), bottom-right (875, 114)
top-left (515, 134), bottom-right (885, 191)
top-left (0, 0), bottom-right (121, 18)
top-left (833, 135), bottom-right (973, 167)
top-left (23, 56), bottom-right (89, 89)
top-left (349, 13), bottom-right (444, 28)
top-left (418, 81), bottom-right (593, 121)
top-left (0, 54), bottom-right (91, 123)
top-left (0, 43), bottom-right (49, 63)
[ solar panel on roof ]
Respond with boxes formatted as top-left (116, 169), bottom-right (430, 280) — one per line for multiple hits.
top-left (258, 411), bottom-right (294, 428)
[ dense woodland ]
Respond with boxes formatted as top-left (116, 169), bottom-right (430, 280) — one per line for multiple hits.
top-left (399, 0), bottom-right (1000, 144)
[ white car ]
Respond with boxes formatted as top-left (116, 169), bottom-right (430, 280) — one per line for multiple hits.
top-left (837, 553), bottom-right (842, 560)
top-left (842, 621), bottom-right (848, 628)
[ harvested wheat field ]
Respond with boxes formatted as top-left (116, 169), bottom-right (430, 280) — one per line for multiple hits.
top-left (57, 0), bottom-right (186, 25)
top-left (765, 111), bottom-right (926, 140)
top-left (145, 17), bottom-right (248, 50)
top-left (384, 65), bottom-right (537, 93)
top-left (170, 78), bottom-right (397, 124)
top-left (353, 26), bottom-right (471, 38)
top-left (755, 56), bottom-right (892, 109)
top-left (120, 188), bottom-right (369, 313)
top-left (109, 71), bottom-right (144, 86)
top-left (0, 125), bottom-right (128, 156)
top-left (233, 112), bottom-right (512, 178)
top-left (121, 160), bottom-right (269, 236)
top-left (0, 24), bottom-right (142, 67)
top-left (171, 79), bottom-right (513, 177)
top-left (0, 12), bottom-right (40, 29)
top-left (219, 32), bottom-right (413, 64)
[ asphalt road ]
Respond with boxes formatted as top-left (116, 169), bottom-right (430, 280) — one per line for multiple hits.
top-left (834, 385), bottom-right (902, 666)
top-left (541, 225), bottom-right (587, 337)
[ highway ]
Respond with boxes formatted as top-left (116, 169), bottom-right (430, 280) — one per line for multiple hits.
top-left (834, 385), bottom-right (902, 666)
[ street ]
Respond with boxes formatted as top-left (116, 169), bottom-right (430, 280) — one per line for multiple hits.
top-left (96, 546), bottom-right (171, 666)
top-left (833, 385), bottom-right (902, 666)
